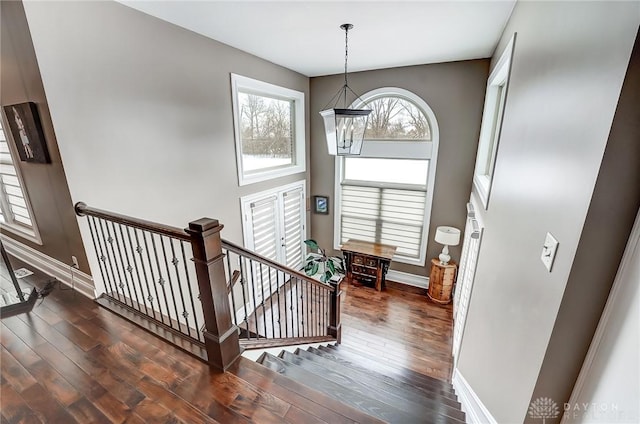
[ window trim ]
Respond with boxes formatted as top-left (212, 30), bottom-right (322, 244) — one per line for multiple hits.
top-left (473, 34), bottom-right (516, 209)
top-left (0, 109), bottom-right (42, 245)
top-left (231, 74), bottom-right (306, 186)
top-left (334, 87), bottom-right (439, 266)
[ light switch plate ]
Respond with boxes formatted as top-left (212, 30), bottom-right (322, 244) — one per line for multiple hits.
top-left (541, 232), bottom-right (559, 272)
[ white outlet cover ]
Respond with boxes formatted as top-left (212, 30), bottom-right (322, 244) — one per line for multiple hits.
top-left (541, 232), bottom-right (559, 272)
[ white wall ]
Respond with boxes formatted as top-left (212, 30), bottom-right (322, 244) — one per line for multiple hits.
top-left (456, 2), bottom-right (639, 422)
top-left (566, 211), bottom-right (640, 423)
top-left (22, 1), bottom-right (309, 293)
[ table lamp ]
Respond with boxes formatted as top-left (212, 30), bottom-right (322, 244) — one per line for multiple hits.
top-left (435, 226), bottom-right (461, 265)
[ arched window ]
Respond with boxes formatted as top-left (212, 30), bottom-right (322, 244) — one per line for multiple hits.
top-left (363, 96), bottom-right (431, 141)
top-left (334, 88), bottom-right (439, 266)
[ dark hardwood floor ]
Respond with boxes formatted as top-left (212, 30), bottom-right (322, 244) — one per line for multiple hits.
top-left (340, 280), bottom-right (454, 382)
top-left (1, 259), bottom-right (454, 423)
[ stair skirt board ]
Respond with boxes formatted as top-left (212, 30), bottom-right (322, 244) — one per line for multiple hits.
top-left (256, 344), bottom-right (466, 423)
top-left (452, 368), bottom-right (497, 424)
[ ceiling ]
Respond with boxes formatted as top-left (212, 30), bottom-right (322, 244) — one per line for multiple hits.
top-left (118, 1), bottom-right (516, 77)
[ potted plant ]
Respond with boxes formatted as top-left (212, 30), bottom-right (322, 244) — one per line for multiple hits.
top-left (303, 239), bottom-right (345, 283)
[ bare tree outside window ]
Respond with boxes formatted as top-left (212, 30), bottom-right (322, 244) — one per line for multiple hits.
top-left (363, 96), bottom-right (431, 141)
top-left (238, 92), bottom-right (294, 172)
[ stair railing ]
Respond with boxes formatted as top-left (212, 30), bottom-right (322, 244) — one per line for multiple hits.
top-left (222, 239), bottom-right (341, 349)
top-left (75, 202), bottom-right (341, 371)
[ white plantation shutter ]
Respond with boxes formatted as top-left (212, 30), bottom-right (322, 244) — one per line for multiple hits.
top-left (452, 210), bottom-right (483, 363)
top-left (340, 184), bottom-right (426, 259)
top-left (0, 122), bottom-right (37, 236)
top-left (241, 180), bottom-right (306, 271)
top-left (246, 195), bottom-right (279, 261)
top-left (282, 186), bottom-right (305, 270)
top-left (244, 195), bottom-right (279, 303)
top-left (241, 181), bottom-right (306, 303)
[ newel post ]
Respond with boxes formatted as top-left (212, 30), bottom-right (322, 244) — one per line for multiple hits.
top-left (186, 218), bottom-right (241, 371)
top-left (328, 278), bottom-right (343, 343)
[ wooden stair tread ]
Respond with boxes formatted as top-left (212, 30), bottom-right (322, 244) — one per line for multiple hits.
top-left (258, 352), bottom-right (446, 424)
top-left (230, 357), bottom-right (386, 424)
top-left (322, 345), bottom-right (456, 396)
top-left (330, 343), bottom-right (454, 390)
top-left (286, 349), bottom-right (465, 422)
top-left (305, 346), bottom-right (461, 408)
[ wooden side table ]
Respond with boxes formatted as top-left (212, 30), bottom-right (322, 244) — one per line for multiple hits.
top-left (341, 239), bottom-right (396, 291)
top-left (428, 258), bottom-right (457, 304)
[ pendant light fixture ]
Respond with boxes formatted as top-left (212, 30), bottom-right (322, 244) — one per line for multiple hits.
top-left (320, 24), bottom-right (371, 156)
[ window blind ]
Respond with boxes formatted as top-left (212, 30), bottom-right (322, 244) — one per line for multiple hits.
top-left (340, 184), bottom-right (426, 259)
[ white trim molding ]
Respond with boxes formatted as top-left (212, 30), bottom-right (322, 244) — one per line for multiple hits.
top-left (386, 269), bottom-right (428, 289)
top-left (453, 368), bottom-right (498, 424)
top-left (472, 33), bottom-right (516, 210)
top-left (564, 208), bottom-right (640, 419)
top-left (230, 73), bottom-right (306, 186)
top-left (1, 235), bottom-right (95, 299)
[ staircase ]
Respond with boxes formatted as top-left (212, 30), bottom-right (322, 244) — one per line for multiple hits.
top-left (257, 344), bottom-right (465, 424)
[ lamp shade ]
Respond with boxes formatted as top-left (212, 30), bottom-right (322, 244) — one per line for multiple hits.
top-left (435, 226), bottom-right (461, 246)
top-left (320, 108), bottom-right (370, 155)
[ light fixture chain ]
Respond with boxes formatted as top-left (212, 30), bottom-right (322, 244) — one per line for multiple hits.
top-left (344, 24), bottom-right (349, 87)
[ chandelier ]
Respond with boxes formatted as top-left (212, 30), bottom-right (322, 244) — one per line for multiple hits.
top-left (320, 24), bottom-right (371, 156)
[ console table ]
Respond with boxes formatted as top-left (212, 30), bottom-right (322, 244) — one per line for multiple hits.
top-left (341, 239), bottom-right (396, 291)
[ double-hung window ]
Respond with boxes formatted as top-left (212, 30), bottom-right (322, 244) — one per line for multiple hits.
top-left (335, 88), bottom-right (439, 266)
top-left (0, 116), bottom-right (40, 243)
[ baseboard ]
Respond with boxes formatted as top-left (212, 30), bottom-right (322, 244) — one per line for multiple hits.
top-left (1, 235), bottom-right (95, 299)
top-left (386, 269), bottom-right (429, 289)
top-left (453, 368), bottom-right (497, 424)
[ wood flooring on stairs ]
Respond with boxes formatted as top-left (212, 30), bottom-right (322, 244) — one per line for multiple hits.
top-left (1, 258), bottom-right (455, 423)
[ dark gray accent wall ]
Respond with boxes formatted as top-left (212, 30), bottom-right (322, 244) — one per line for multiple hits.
top-left (309, 60), bottom-right (489, 276)
top-left (1, 1), bottom-right (89, 273)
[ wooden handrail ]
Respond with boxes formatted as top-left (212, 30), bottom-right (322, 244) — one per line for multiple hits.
top-left (75, 200), bottom-right (339, 364)
top-left (75, 202), bottom-right (190, 241)
top-left (74, 202), bottom-right (333, 292)
top-left (221, 239), bottom-right (335, 292)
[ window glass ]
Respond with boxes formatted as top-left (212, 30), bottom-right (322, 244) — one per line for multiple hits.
top-left (231, 74), bottom-right (305, 186)
top-left (344, 158), bottom-right (428, 186)
top-left (238, 92), bottom-right (294, 173)
top-left (362, 96), bottom-right (431, 141)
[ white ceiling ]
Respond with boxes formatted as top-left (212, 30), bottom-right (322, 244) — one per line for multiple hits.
top-left (118, 1), bottom-right (516, 77)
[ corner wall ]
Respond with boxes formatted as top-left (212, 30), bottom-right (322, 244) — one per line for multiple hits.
top-left (527, 26), bottom-right (640, 422)
top-left (1, 1), bottom-right (88, 273)
top-left (456, 2), bottom-right (639, 423)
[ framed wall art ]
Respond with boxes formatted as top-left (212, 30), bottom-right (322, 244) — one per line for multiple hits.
top-left (313, 195), bottom-right (329, 215)
top-left (3, 102), bottom-right (50, 164)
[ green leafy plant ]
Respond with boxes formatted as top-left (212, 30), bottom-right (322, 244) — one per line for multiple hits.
top-left (303, 239), bottom-right (345, 283)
